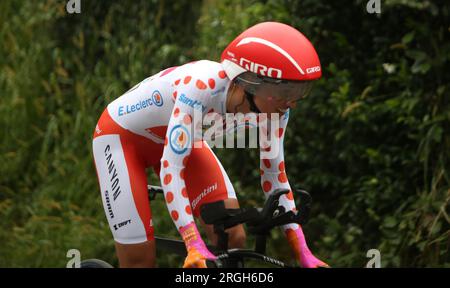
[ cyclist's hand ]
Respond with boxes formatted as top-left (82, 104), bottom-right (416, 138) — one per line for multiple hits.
top-left (183, 246), bottom-right (217, 268)
top-left (298, 249), bottom-right (330, 268)
top-left (286, 227), bottom-right (330, 268)
top-left (180, 222), bottom-right (217, 268)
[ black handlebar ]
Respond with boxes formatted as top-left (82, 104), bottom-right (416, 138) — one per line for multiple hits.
top-left (147, 185), bottom-right (313, 254)
top-left (201, 188), bottom-right (312, 231)
top-left (199, 188), bottom-right (312, 253)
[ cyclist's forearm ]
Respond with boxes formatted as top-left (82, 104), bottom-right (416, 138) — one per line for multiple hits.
top-left (258, 109), bottom-right (296, 209)
top-left (160, 164), bottom-right (194, 229)
top-left (159, 163), bottom-right (210, 251)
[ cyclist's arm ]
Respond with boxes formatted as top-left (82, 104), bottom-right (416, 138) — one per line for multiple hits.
top-left (160, 73), bottom-right (224, 267)
top-left (259, 111), bottom-right (329, 267)
top-left (259, 110), bottom-right (299, 229)
top-left (160, 84), bottom-right (211, 231)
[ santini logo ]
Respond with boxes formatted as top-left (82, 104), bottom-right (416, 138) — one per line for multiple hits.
top-left (179, 94), bottom-right (206, 112)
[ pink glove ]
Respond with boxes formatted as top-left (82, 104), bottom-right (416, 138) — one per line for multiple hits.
top-left (285, 227), bottom-right (330, 268)
top-left (180, 222), bottom-right (217, 268)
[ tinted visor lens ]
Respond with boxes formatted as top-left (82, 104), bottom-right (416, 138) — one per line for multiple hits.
top-left (236, 73), bottom-right (314, 102)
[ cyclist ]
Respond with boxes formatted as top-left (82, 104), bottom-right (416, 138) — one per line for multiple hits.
top-left (92, 21), bottom-right (329, 268)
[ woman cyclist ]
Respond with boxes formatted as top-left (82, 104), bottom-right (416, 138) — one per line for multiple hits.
top-left (92, 21), bottom-right (329, 268)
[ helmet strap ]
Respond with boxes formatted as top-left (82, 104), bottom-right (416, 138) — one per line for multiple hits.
top-left (245, 91), bottom-right (261, 114)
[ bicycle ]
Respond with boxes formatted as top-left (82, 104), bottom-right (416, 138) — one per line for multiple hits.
top-left (80, 185), bottom-right (312, 268)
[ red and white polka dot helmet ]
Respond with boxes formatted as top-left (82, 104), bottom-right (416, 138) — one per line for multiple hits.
top-left (221, 22), bottom-right (322, 82)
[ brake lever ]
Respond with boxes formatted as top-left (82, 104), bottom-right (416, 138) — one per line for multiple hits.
top-left (252, 189), bottom-right (312, 229)
top-left (261, 189), bottom-right (289, 219)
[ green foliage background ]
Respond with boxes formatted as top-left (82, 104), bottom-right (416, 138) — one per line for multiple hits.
top-left (0, 0), bottom-right (448, 267)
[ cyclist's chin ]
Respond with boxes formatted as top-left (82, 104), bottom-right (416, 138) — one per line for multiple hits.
top-left (255, 104), bottom-right (280, 115)
top-left (276, 108), bottom-right (289, 114)
top-left (267, 108), bottom-right (287, 117)
top-left (252, 98), bottom-right (286, 116)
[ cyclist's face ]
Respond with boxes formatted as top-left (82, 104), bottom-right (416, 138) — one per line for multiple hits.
top-left (231, 73), bottom-right (315, 115)
top-left (226, 83), bottom-right (298, 115)
top-left (253, 93), bottom-right (298, 115)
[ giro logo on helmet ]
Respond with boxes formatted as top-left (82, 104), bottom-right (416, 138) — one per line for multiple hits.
top-left (306, 66), bottom-right (321, 74)
top-left (240, 57), bottom-right (282, 78)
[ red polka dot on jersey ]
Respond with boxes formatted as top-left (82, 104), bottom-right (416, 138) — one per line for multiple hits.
top-left (183, 76), bottom-right (192, 84)
top-left (196, 79), bottom-right (207, 90)
top-left (174, 79), bottom-right (181, 85)
top-left (260, 169), bottom-right (264, 176)
top-left (286, 191), bottom-right (294, 200)
top-left (263, 159), bottom-right (271, 169)
top-left (173, 91), bottom-right (178, 99)
top-left (183, 114), bottom-right (192, 125)
top-left (278, 161), bottom-right (285, 171)
top-left (166, 191), bottom-right (174, 203)
top-left (218, 70), bottom-right (226, 79)
top-left (164, 137), bottom-right (168, 146)
top-left (208, 78), bottom-right (216, 89)
top-left (208, 108), bottom-right (215, 114)
top-left (163, 160), bottom-right (169, 168)
top-left (164, 174), bottom-right (172, 185)
top-left (171, 210), bottom-right (179, 221)
top-left (181, 187), bottom-right (188, 198)
top-left (276, 128), bottom-right (284, 138)
top-left (173, 108), bottom-right (180, 117)
top-left (185, 205), bottom-right (192, 215)
top-left (278, 172), bottom-right (288, 183)
top-left (263, 181), bottom-right (272, 192)
top-left (263, 146), bottom-right (271, 152)
top-left (180, 169), bottom-right (185, 180)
